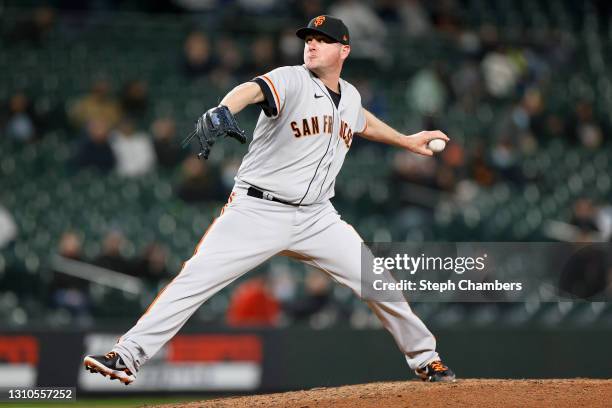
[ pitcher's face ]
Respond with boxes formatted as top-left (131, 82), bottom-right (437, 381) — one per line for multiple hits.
top-left (303, 34), bottom-right (349, 72)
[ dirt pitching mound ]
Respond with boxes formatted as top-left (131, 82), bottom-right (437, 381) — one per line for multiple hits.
top-left (153, 379), bottom-right (612, 408)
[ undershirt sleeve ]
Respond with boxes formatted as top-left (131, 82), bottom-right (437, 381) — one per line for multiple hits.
top-left (251, 78), bottom-right (277, 117)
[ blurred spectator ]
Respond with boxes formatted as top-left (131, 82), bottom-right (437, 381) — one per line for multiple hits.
top-left (93, 230), bottom-right (132, 274)
top-left (227, 276), bottom-right (280, 327)
top-left (392, 149), bottom-right (438, 189)
top-left (434, 163), bottom-right (457, 192)
top-left (215, 37), bottom-right (243, 76)
top-left (489, 137), bottom-right (523, 184)
top-left (354, 78), bottom-right (387, 119)
top-left (0, 204), bottom-right (18, 248)
top-left (520, 88), bottom-right (546, 136)
top-left (430, 0), bottom-right (461, 35)
top-left (478, 23), bottom-right (499, 55)
top-left (518, 47), bottom-right (550, 91)
top-left (7, 6), bottom-right (56, 46)
top-left (397, 0), bottom-right (432, 37)
top-left (131, 242), bottom-right (169, 285)
top-left (176, 156), bottom-right (226, 203)
top-left (494, 88), bottom-right (544, 151)
top-left (559, 243), bottom-right (608, 299)
top-left (436, 141), bottom-right (466, 191)
top-left (282, 269), bottom-right (332, 322)
top-left (210, 37), bottom-right (244, 88)
top-left (470, 144), bottom-right (495, 187)
top-left (450, 60), bottom-right (483, 104)
top-left (406, 64), bottom-right (449, 116)
top-left (454, 179), bottom-right (480, 206)
top-left (68, 79), bottom-right (122, 130)
top-left (49, 231), bottom-right (91, 320)
top-left (573, 101), bottom-right (603, 148)
top-left (244, 36), bottom-right (278, 76)
top-left (57, 231), bottom-right (83, 261)
top-left (545, 29), bottom-right (575, 68)
top-left (152, 117), bottom-right (184, 168)
top-left (73, 119), bottom-right (116, 173)
top-left (110, 119), bottom-right (156, 177)
top-left (330, 0), bottom-right (389, 61)
top-left (292, 0), bottom-right (324, 21)
top-left (542, 113), bottom-right (571, 143)
top-left (2, 92), bottom-right (41, 142)
top-left (481, 44), bottom-right (521, 98)
top-left (181, 31), bottom-right (217, 79)
top-left (172, 0), bottom-right (218, 11)
top-left (120, 80), bottom-right (149, 122)
top-left (570, 199), bottom-right (600, 236)
top-left (268, 263), bottom-right (297, 302)
top-left (456, 29), bottom-right (482, 58)
top-left (279, 28), bottom-right (303, 65)
top-left (375, 0), bottom-right (401, 23)
top-left (237, 0), bottom-right (283, 15)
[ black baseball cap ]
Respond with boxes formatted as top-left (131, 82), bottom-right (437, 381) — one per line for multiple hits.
top-left (296, 15), bottom-right (350, 45)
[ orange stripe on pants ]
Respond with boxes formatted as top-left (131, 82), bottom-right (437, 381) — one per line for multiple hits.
top-left (137, 191), bottom-right (236, 321)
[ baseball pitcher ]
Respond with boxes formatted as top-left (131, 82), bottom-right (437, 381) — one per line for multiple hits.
top-left (84, 15), bottom-right (455, 385)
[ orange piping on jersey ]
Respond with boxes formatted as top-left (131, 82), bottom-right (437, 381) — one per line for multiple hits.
top-left (261, 75), bottom-right (281, 116)
top-left (137, 191), bottom-right (235, 321)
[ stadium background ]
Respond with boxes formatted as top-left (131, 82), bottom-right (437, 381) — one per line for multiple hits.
top-left (0, 0), bottom-right (611, 403)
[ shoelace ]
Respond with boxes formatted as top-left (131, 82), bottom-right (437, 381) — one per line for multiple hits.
top-left (429, 361), bottom-right (448, 372)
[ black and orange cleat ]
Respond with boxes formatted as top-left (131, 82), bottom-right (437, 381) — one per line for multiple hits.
top-left (83, 351), bottom-right (135, 385)
top-left (415, 360), bottom-right (456, 382)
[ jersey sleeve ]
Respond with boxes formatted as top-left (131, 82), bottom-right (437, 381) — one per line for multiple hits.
top-left (251, 66), bottom-right (295, 119)
top-left (355, 107), bottom-right (367, 134)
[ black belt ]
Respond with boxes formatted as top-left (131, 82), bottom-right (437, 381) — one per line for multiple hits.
top-left (247, 187), bottom-right (299, 206)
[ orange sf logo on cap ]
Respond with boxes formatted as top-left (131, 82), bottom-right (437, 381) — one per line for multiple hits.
top-left (314, 16), bottom-right (326, 27)
top-left (342, 35), bottom-right (348, 42)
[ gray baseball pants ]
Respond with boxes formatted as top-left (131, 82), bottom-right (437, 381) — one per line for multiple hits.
top-left (112, 186), bottom-right (439, 376)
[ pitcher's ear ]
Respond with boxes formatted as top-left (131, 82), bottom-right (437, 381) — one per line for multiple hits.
top-left (341, 45), bottom-right (351, 59)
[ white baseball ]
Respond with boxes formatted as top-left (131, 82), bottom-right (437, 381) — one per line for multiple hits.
top-left (427, 138), bottom-right (446, 153)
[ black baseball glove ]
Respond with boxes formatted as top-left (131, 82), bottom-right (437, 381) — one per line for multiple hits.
top-left (182, 105), bottom-right (246, 160)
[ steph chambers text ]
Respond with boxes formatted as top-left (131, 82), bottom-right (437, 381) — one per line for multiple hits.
top-left (373, 279), bottom-right (523, 292)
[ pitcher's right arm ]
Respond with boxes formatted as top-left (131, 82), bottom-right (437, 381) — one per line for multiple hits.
top-left (220, 82), bottom-right (265, 115)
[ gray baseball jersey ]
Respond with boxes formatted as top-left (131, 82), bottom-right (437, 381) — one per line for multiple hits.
top-left (235, 64), bottom-right (367, 205)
